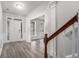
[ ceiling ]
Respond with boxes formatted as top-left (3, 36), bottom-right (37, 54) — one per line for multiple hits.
top-left (1, 1), bottom-right (46, 16)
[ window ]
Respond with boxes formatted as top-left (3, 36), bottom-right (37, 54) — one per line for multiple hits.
top-left (40, 20), bottom-right (44, 35)
top-left (31, 21), bottom-right (36, 36)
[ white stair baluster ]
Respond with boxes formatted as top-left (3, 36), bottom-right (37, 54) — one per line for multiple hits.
top-left (77, 11), bottom-right (79, 57)
top-left (72, 23), bottom-right (75, 58)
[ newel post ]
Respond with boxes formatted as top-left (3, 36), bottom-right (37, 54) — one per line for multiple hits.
top-left (44, 34), bottom-right (48, 58)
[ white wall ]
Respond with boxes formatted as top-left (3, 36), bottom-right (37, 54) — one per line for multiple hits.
top-left (0, 2), bottom-right (3, 55)
top-left (3, 12), bottom-right (26, 43)
top-left (57, 1), bottom-right (79, 29)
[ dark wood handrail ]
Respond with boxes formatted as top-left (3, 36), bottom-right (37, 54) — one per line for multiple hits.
top-left (48, 14), bottom-right (78, 42)
top-left (44, 13), bottom-right (78, 58)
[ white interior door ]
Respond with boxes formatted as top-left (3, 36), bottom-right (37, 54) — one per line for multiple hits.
top-left (8, 19), bottom-right (22, 42)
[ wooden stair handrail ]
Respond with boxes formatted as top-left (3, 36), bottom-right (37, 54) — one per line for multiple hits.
top-left (44, 13), bottom-right (78, 58)
top-left (48, 14), bottom-right (78, 42)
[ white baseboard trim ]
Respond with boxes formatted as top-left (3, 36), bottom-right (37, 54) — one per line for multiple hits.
top-left (65, 53), bottom-right (78, 58)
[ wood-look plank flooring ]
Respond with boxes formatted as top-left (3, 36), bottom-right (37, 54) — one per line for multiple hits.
top-left (1, 41), bottom-right (44, 58)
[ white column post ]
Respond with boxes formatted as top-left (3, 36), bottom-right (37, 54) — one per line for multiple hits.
top-left (62, 31), bottom-right (66, 57)
top-left (72, 23), bottom-right (75, 58)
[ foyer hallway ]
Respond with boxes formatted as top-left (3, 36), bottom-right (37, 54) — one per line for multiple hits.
top-left (0, 1), bottom-right (79, 58)
top-left (1, 41), bottom-right (44, 58)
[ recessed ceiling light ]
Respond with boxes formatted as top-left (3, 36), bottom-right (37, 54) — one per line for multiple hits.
top-left (15, 2), bottom-right (24, 10)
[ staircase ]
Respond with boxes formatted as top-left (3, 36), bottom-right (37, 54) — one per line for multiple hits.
top-left (43, 13), bottom-right (78, 58)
